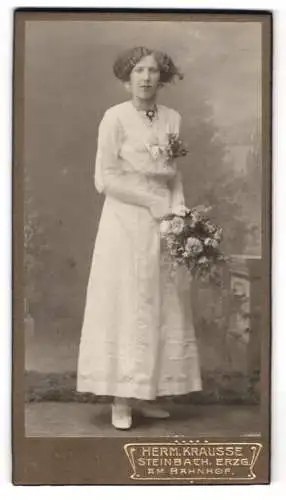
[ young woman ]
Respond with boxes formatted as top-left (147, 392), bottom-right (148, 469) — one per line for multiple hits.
top-left (77, 46), bottom-right (202, 429)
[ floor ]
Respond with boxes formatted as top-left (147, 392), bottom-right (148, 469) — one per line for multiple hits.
top-left (25, 401), bottom-right (261, 438)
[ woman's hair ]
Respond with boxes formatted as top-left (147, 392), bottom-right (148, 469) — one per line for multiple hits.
top-left (113, 46), bottom-right (183, 84)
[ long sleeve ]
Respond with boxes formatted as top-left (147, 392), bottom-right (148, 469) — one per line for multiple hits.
top-left (169, 169), bottom-right (186, 210)
top-left (94, 109), bottom-right (163, 209)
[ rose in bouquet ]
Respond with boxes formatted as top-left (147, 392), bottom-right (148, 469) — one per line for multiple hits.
top-left (160, 204), bottom-right (226, 283)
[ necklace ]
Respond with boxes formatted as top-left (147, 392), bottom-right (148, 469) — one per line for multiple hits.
top-left (131, 101), bottom-right (158, 124)
top-left (145, 106), bottom-right (157, 122)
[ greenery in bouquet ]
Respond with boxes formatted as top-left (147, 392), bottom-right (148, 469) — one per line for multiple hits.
top-left (160, 205), bottom-right (226, 284)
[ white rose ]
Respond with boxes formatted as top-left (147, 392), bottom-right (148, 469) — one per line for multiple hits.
top-left (160, 220), bottom-right (172, 236)
top-left (204, 237), bottom-right (219, 248)
top-left (185, 237), bottom-right (203, 255)
top-left (170, 216), bottom-right (185, 235)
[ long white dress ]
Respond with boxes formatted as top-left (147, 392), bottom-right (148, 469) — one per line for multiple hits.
top-left (76, 100), bottom-right (202, 400)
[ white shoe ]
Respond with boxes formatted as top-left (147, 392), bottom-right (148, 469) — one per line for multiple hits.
top-left (112, 400), bottom-right (132, 430)
top-left (139, 404), bottom-right (170, 419)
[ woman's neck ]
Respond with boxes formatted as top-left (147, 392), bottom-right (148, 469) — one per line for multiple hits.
top-left (131, 96), bottom-right (157, 111)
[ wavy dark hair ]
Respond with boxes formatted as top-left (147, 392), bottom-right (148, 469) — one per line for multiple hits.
top-left (113, 46), bottom-right (183, 84)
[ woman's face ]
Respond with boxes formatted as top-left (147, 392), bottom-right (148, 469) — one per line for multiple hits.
top-left (128, 54), bottom-right (160, 101)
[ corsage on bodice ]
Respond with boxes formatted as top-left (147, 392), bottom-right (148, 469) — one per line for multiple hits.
top-left (119, 128), bottom-right (178, 181)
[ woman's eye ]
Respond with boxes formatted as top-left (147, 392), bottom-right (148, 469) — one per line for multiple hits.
top-left (135, 67), bottom-right (158, 74)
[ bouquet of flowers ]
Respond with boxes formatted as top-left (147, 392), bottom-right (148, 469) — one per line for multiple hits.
top-left (160, 205), bottom-right (226, 283)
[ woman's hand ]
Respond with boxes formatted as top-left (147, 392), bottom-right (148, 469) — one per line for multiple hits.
top-left (171, 204), bottom-right (190, 217)
top-left (150, 198), bottom-right (171, 220)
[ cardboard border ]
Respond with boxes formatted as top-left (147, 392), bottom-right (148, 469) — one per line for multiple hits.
top-left (12, 9), bottom-right (272, 485)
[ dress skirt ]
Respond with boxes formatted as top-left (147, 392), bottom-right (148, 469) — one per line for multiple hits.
top-left (76, 195), bottom-right (202, 400)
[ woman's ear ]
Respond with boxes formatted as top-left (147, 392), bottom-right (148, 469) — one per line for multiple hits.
top-left (123, 81), bottom-right (132, 93)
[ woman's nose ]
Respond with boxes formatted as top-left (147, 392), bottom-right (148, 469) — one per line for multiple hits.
top-left (142, 69), bottom-right (150, 80)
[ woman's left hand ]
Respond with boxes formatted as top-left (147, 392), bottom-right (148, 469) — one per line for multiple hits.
top-left (171, 204), bottom-right (190, 217)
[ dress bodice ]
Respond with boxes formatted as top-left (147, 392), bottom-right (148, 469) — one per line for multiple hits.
top-left (116, 101), bottom-right (180, 180)
top-left (95, 101), bottom-right (181, 188)
top-left (94, 100), bottom-right (185, 211)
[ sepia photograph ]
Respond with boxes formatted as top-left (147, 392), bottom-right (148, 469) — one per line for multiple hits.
top-left (12, 9), bottom-right (272, 485)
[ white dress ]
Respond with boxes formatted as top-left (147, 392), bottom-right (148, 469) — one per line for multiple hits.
top-left (76, 100), bottom-right (202, 400)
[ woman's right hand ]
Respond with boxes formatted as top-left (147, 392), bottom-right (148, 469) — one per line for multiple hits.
top-left (149, 197), bottom-right (171, 220)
